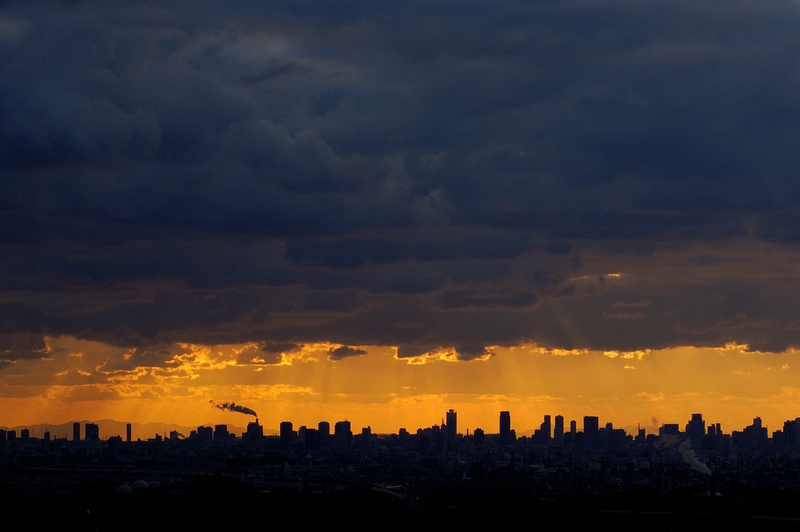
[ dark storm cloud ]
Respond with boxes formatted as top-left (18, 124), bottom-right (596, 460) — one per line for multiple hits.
top-left (0, 332), bottom-right (49, 362)
top-left (2, 0), bottom-right (800, 365)
top-left (261, 342), bottom-right (299, 354)
top-left (327, 346), bottom-right (367, 360)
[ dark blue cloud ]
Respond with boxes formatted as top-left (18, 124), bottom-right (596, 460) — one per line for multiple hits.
top-left (327, 345), bottom-right (367, 360)
top-left (2, 0), bottom-right (800, 360)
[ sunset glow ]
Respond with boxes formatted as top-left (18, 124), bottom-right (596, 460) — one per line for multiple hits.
top-left (3, 336), bottom-right (799, 439)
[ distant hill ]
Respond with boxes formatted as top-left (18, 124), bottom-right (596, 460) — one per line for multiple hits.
top-left (1, 419), bottom-right (267, 441)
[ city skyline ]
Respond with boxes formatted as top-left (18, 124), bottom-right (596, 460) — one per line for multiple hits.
top-left (4, 407), bottom-right (798, 444)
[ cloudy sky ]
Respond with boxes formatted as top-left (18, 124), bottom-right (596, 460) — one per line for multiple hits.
top-left (2, 0), bottom-right (800, 434)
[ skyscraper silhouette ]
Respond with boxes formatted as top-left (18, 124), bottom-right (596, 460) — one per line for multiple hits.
top-left (584, 416), bottom-right (599, 448)
top-left (499, 411), bottom-right (512, 444)
top-left (85, 423), bottom-right (99, 441)
top-left (334, 420), bottom-right (352, 448)
top-left (318, 421), bottom-right (330, 449)
top-left (214, 424), bottom-right (229, 441)
top-left (280, 421), bottom-right (293, 449)
top-left (541, 415), bottom-right (552, 442)
top-left (686, 413), bottom-right (705, 443)
top-left (446, 409), bottom-right (457, 446)
top-left (554, 415), bottom-right (564, 446)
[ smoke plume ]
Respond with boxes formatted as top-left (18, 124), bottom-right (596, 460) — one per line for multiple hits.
top-left (654, 434), bottom-right (712, 475)
top-left (211, 400), bottom-right (257, 418)
top-left (678, 439), bottom-right (712, 475)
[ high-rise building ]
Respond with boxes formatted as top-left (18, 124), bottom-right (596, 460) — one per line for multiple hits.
top-left (196, 426), bottom-right (213, 442)
top-left (659, 424), bottom-right (680, 437)
top-left (360, 426), bottom-right (372, 449)
top-left (473, 428), bottom-right (485, 446)
top-left (499, 411), bottom-right (512, 444)
top-left (318, 421), bottom-right (330, 449)
top-left (107, 436), bottom-right (122, 456)
top-left (20, 429), bottom-right (29, 442)
top-left (685, 413), bottom-right (705, 443)
top-left (126, 423), bottom-right (132, 443)
top-left (214, 424), bottom-right (229, 441)
top-left (554, 415), bottom-right (564, 446)
top-left (246, 419), bottom-right (263, 441)
top-left (73, 422), bottom-right (81, 442)
top-left (280, 421), bottom-right (294, 449)
top-left (541, 415), bottom-right (552, 441)
top-left (784, 418), bottom-right (800, 448)
top-left (570, 419), bottom-right (577, 434)
top-left (85, 423), bottom-right (99, 441)
top-left (584, 416), bottom-right (599, 448)
top-left (304, 428), bottom-right (320, 451)
top-left (740, 417), bottom-right (767, 449)
top-left (445, 409), bottom-right (457, 445)
top-left (334, 420), bottom-right (352, 448)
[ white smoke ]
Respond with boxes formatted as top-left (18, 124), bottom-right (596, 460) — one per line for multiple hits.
top-left (678, 439), bottom-right (712, 475)
top-left (655, 434), bottom-right (712, 475)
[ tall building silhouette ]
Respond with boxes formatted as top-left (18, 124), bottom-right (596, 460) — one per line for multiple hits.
top-left (445, 409), bottom-right (457, 446)
top-left (280, 421), bottom-right (293, 449)
top-left (584, 416), bottom-right (599, 448)
top-left (85, 423), bottom-right (99, 441)
top-left (318, 421), bottom-right (330, 449)
top-left (659, 424), bottom-right (679, 437)
top-left (304, 428), bottom-right (320, 451)
top-left (686, 413), bottom-right (705, 443)
top-left (499, 411), bottom-right (512, 444)
top-left (73, 422), bottom-right (80, 442)
top-left (740, 417), bottom-right (768, 448)
top-left (246, 419), bottom-right (263, 441)
top-left (196, 426), bottom-right (213, 442)
top-left (784, 418), bottom-right (800, 449)
top-left (126, 423), bottom-right (132, 443)
top-left (542, 415), bottom-right (551, 441)
top-left (554, 415), bottom-right (564, 446)
top-left (473, 427), bottom-right (485, 446)
top-left (214, 424), bottom-right (229, 441)
top-left (334, 420), bottom-right (352, 448)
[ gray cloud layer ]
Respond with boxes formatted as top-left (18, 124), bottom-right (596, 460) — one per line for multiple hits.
top-left (3, 0), bottom-right (800, 361)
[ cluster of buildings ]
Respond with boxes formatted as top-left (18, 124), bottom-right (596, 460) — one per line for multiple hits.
top-left (2, 411), bottom-right (800, 453)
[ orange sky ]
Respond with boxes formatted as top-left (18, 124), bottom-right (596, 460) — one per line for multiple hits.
top-left (1, 337), bottom-right (798, 437)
